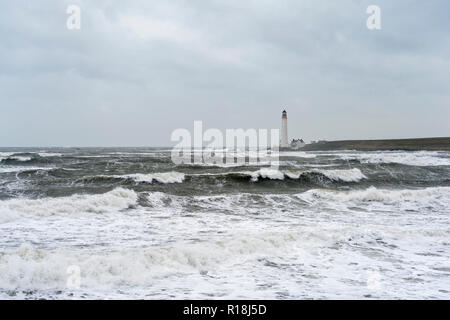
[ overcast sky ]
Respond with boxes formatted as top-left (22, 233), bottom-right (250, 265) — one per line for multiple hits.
top-left (1, 0), bottom-right (449, 147)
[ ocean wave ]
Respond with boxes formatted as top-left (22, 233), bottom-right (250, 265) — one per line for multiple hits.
top-left (243, 168), bottom-right (367, 183)
top-left (0, 188), bottom-right (137, 222)
top-left (339, 151), bottom-right (450, 167)
top-left (0, 231), bottom-right (324, 290)
top-left (59, 167), bottom-right (367, 188)
top-left (297, 186), bottom-right (450, 206)
top-left (3, 184), bottom-right (445, 224)
top-left (0, 166), bottom-right (54, 174)
top-left (0, 155), bottom-right (32, 162)
top-left (185, 168), bottom-right (366, 184)
top-left (37, 152), bottom-right (62, 157)
top-left (177, 161), bottom-right (274, 168)
top-left (78, 172), bottom-right (185, 185)
top-left (142, 191), bottom-right (306, 216)
top-left (279, 151), bottom-right (317, 158)
top-left (248, 168), bottom-right (285, 181)
top-left (0, 153), bottom-right (58, 165)
top-left (142, 186), bottom-right (450, 216)
top-left (119, 172), bottom-right (185, 184)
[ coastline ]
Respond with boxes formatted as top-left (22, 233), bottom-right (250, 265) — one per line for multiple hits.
top-left (301, 137), bottom-right (450, 151)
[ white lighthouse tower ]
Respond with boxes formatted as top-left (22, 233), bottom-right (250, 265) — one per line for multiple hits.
top-left (281, 110), bottom-right (288, 148)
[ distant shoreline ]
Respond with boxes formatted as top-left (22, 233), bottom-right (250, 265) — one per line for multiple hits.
top-left (301, 137), bottom-right (450, 151)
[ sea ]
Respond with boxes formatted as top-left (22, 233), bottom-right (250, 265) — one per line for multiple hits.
top-left (0, 147), bottom-right (449, 299)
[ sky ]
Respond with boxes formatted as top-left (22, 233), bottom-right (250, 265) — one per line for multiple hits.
top-left (0, 0), bottom-right (449, 147)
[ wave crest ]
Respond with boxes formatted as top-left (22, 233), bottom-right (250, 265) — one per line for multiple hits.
top-left (245, 168), bottom-right (367, 183)
top-left (120, 172), bottom-right (185, 184)
top-left (297, 186), bottom-right (450, 205)
top-left (0, 188), bottom-right (138, 222)
top-left (339, 151), bottom-right (450, 167)
top-left (0, 232), bottom-right (323, 291)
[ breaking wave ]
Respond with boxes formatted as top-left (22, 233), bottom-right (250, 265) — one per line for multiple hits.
top-left (0, 167), bottom-right (55, 174)
top-left (37, 152), bottom-right (62, 157)
top-left (75, 168), bottom-right (366, 187)
top-left (0, 153), bottom-right (58, 165)
top-left (226, 168), bottom-right (367, 183)
top-left (2, 184), bottom-right (447, 225)
top-left (0, 155), bottom-right (32, 163)
top-left (141, 186), bottom-right (450, 216)
top-left (279, 151), bottom-right (317, 158)
top-left (339, 151), bottom-right (450, 167)
top-left (119, 172), bottom-right (185, 184)
top-left (0, 231), bottom-right (325, 291)
top-left (77, 171), bottom-right (185, 185)
top-left (297, 186), bottom-right (450, 206)
top-left (0, 188), bottom-right (138, 222)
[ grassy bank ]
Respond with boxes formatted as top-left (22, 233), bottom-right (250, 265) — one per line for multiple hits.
top-left (302, 137), bottom-right (450, 151)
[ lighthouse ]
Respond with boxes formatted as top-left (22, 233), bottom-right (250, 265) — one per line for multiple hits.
top-left (281, 110), bottom-right (288, 148)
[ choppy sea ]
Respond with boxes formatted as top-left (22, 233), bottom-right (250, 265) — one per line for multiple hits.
top-left (0, 148), bottom-right (449, 299)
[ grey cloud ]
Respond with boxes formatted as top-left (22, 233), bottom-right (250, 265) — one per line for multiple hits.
top-left (0, 0), bottom-right (449, 146)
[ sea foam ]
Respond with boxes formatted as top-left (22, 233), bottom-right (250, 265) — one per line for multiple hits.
top-left (0, 230), bottom-right (324, 291)
top-left (0, 188), bottom-right (138, 222)
top-left (120, 172), bottom-right (185, 184)
top-left (297, 186), bottom-right (450, 205)
top-left (245, 168), bottom-right (367, 182)
top-left (339, 151), bottom-right (450, 167)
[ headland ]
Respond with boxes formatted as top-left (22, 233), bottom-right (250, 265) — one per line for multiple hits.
top-left (301, 137), bottom-right (450, 151)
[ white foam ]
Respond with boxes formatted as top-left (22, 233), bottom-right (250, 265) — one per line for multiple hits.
top-left (1, 185), bottom-right (450, 299)
top-left (339, 151), bottom-right (450, 166)
top-left (297, 186), bottom-right (450, 205)
top-left (0, 166), bottom-right (53, 174)
top-left (0, 231), bottom-right (324, 291)
top-left (315, 168), bottom-right (367, 182)
top-left (244, 168), bottom-right (367, 182)
top-left (279, 151), bottom-right (317, 158)
top-left (0, 152), bottom-right (14, 159)
top-left (249, 168), bottom-right (285, 181)
top-left (120, 171), bottom-right (185, 184)
top-left (181, 162), bottom-right (252, 168)
top-left (38, 152), bottom-right (62, 157)
top-left (0, 155), bottom-right (32, 162)
top-left (0, 188), bottom-right (138, 222)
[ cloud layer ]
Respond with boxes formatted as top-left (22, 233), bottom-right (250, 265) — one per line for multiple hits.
top-left (1, 0), bottom-right (449, 146)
